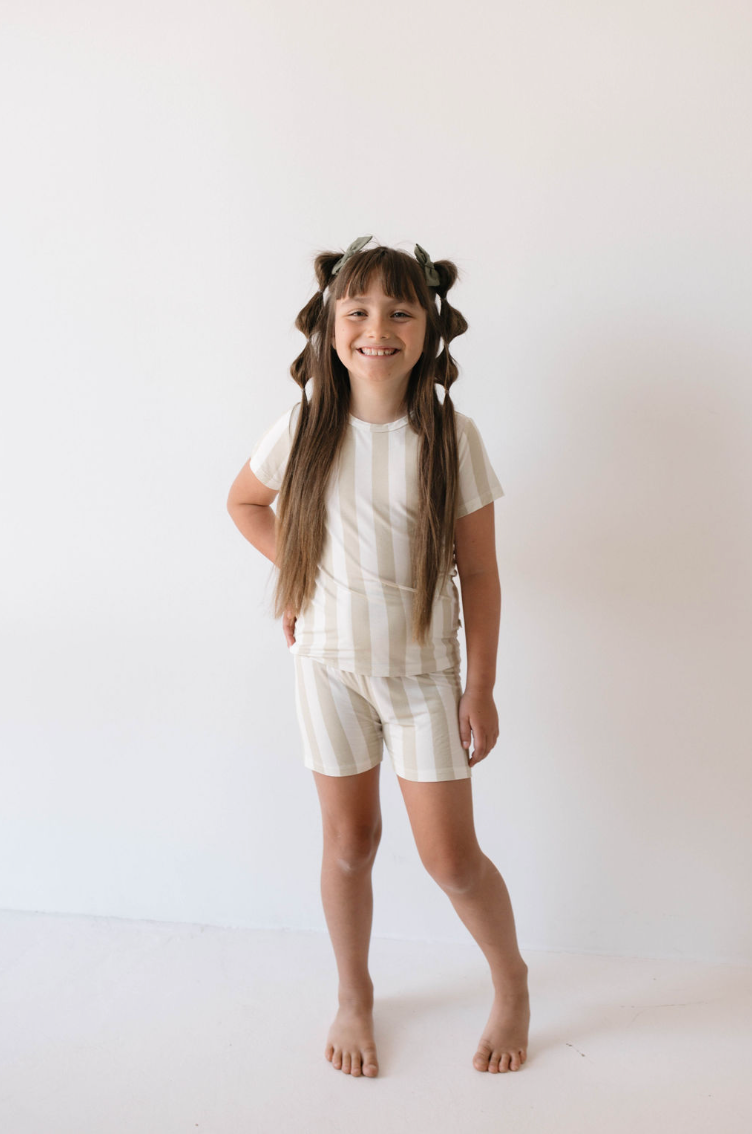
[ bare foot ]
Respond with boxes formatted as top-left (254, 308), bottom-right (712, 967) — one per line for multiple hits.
top-left (325, 999), bottom-right (379, 1077)
top-left (473, 965), bottom-right (530, 1073)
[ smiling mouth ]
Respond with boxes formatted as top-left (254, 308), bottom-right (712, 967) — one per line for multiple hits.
top-left (358, 348), bottom-right (399, 357)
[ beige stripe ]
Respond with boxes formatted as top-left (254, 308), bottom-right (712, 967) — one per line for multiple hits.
top-left (413, 673), bottom-right (450, 780)
top-left (357, 428), bottom-right (388, 671)
top-left (343, 682), bottom-right (383, 769)
top-left (340, 431), bottom-right (373, 670)
top-left (396, 667), bottom-right (469, 782)
top-left (373, 431), bottom-right (407, 674)
top-left (294, 653), bottom-right (325, 772)
top-left (404, 428), bottom-right (437, 674)
top-left (378, 676), bottom-right (419, 781)
top-left (463, 417), bottom-right (496, 507)
top-left (395, 429), bottom-right (417, 674)
top-left (338, 668), bottom-right (386, 770)
top-left (423, 668), bottom-right (472, 780)
top-left (320, 451), bottom-right (350, 664)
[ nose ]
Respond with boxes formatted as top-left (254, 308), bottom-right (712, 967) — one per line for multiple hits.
top-left (366, 314), bottom-right (392, 340)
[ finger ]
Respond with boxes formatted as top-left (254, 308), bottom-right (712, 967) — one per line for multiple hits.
top-left (469, 733), bottom-right (488, 762)
top-left (458, 714), bottom-right (472, 750)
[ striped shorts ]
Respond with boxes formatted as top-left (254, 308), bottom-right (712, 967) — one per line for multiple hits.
top-left (292, 654), bottom-right (472, 782)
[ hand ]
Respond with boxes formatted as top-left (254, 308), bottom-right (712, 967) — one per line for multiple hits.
top-left (283, 607), bottom-right (297, 648)
top-left (458, 688), bottom-right (499, 767)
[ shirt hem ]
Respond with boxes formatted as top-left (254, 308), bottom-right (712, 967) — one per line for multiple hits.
top-left (289, 643), bottom-right (460, 678)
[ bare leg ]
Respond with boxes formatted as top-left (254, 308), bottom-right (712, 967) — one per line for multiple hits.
top-left (398, 776), bottom-right (530, 1073)
top-left (313, 765), bottom-right (382, 1077)
top-left (444, 852), bottom-right (530, 1072)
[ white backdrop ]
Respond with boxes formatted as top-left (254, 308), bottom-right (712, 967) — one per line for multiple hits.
top-left (1, 0), bottom-right (750, 965)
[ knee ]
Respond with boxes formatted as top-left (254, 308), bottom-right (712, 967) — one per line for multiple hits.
top-left (326, 823), bottom-right (382, 873)
top-left (423, 850), bottom-right (486, 894)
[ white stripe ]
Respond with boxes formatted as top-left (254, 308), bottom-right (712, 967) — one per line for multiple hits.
top-left (298, 656), bottom-right (331, 773)
top-left (328, 463), bottom-right (353, 665)
top-left (352, 427), bottom-right (387, 672)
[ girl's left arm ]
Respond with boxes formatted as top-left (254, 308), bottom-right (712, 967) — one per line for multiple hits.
top-left (454, 502), bottom-right (501, 763)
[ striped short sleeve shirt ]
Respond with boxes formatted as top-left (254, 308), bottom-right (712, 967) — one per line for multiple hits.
top-left (249, 401), bottom-right (504, 676)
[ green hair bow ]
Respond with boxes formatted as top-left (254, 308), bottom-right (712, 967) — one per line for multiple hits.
top-left (413, 243), bottom-right (440, 287)
top-left (330, 235), bottom-right (373, 276)
top-left (330, 234), bottom-right (441, 288)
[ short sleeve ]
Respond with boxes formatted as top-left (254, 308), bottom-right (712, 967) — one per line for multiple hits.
top-left (249, 401), bottom-right (301, 491)
top-left (455, 414), bottom-right (505, 519)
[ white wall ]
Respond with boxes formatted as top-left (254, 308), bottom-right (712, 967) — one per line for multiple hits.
top-left (1, 0), bottom-right (750, 964)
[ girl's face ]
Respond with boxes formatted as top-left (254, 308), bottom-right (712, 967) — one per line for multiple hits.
top-left (331, 277), bottom-right (427, 389)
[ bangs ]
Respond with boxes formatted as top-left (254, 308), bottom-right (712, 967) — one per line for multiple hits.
top-left (336, 247), bottom-right (424, 308)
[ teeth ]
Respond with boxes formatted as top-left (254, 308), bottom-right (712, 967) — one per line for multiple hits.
top-left (360, 348), bottom-right (396, 356)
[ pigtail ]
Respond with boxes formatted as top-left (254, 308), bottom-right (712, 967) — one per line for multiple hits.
top-left (430, 259), bottom-right (469, 399)
top-left (290, 291), bottom-right (322, 391)
top-left (414, 256), bottom-right (469, 616)
top-left (289, 251), bottom-right (344, 390)
top-left (313, 252), bottom-right (344, 292)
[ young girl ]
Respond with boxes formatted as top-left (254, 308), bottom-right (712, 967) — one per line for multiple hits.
top-left (227, 236), bottom-right (530, 1078)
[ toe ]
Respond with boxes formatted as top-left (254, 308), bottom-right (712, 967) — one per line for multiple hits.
top-left (363, 1049), bottom-right (379, 1076)
top-left (325, 1043), bottom-right (334, 1062)
top-left (351, 1052), bottom-right (362, 1077)
top-left (332, 1048), bottom-right (342, 1070)
top-left (473, 1048), bottom-right (491, 1071)
top-left (510, 1050), bottom-right (522, 1071)
top-left (342, 1052), bottom-right (352, 1074)
top-left (499, 1052), bottom-right (511, 1072)
top-left (488, 1052), bottom-right (501, 1073)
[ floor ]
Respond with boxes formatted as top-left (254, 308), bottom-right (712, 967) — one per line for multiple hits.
top-left (1, 909), bottom-right (750, 1133)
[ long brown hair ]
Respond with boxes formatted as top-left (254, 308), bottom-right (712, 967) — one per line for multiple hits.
top-left (272, 241), bottom-right (468, 647)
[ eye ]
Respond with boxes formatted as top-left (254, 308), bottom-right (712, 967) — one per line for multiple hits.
top-left (346, 310), bottom-right (411, 318)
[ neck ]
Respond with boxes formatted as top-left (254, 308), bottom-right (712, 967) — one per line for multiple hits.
top-left (348, 379), bottom-right (408, 425)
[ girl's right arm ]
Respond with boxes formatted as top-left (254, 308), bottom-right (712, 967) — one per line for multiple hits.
top-left (227, 462), bottom-right (298, 646)
top-left (226, 462), bottom-right (278, 564)
top-left (226, 455), bottom-right (297, 644)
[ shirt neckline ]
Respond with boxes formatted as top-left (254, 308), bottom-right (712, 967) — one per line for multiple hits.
top-left (349, 413), bottom-right (409, 432)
